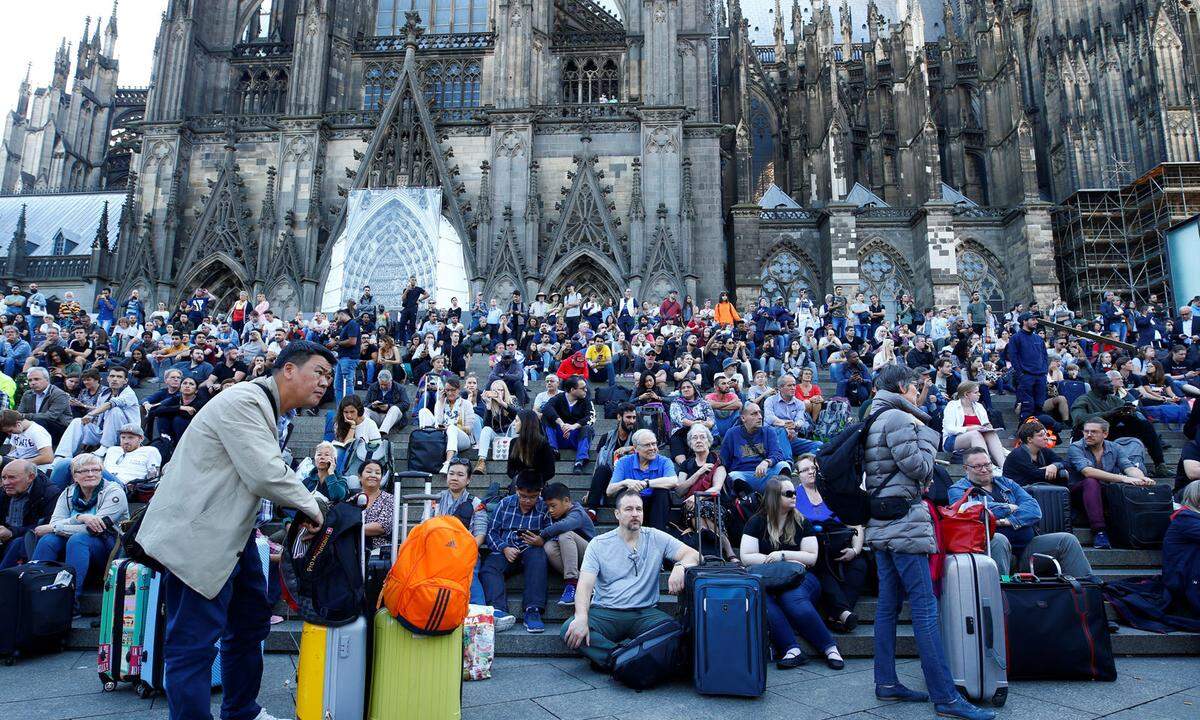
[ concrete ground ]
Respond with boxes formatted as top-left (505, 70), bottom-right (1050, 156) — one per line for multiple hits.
top-left (2, 652), bottom-right (1197, 720)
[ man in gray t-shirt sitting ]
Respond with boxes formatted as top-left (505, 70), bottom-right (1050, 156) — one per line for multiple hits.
top-left (561, 489), bottom-right (699, 669)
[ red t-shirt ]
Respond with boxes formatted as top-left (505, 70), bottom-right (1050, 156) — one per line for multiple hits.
top-left (796, 384), bottom-right (822, 401)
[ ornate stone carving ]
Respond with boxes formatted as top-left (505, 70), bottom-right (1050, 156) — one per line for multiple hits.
top-left (645, 125), bottom-right (679, 154)
top-left (497, 130), bottom-right (525, 158)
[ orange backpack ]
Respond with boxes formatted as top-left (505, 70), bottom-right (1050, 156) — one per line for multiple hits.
top-left (378, 515), bottom-right (478, 635)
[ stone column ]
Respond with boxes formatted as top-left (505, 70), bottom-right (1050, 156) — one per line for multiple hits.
top-left (731, 202), bottom-right (761, 307)
top-left (923, 200), bottom-right (960, 308)
top-left (826, 201), bottom-right (859, 293)
top-left (1021, 200), bottom-right (1060, 305)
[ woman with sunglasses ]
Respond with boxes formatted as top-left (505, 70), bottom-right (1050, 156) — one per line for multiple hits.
top-left (793, 454), bottom-right (867, 633)
top-left (740, 477), bottom-right (845, 670)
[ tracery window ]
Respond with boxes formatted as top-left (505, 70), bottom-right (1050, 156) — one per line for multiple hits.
top-left (376, 0), bottom-right (488, 34)
top-left (561, 59), bottom-right (619, 104)
top-left (364, 60), bottom-right (481, 119)
top-left (957, 247), bottom-right (1006, 312)
top-left (237, 67), bottom-right (289, 115)
top-left (858, 244), bottom-right (912, 319)
top-left (750, 95), bottom-right (776, 201)
top-left (760, 250), bottom-right (813, 307)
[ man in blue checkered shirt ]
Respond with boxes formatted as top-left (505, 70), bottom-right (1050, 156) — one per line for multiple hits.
top-left (479, 472), bottom-right (550, 633)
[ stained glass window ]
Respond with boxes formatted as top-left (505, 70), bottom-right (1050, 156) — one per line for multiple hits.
top-left (750, 96), bottom-right (776, 201)
top-left (957, 248), bottom-right (1005, 311)
top-left (376, 0), bottom-right (488, 34)
top-left (858, 246), bottom-right (910, 320)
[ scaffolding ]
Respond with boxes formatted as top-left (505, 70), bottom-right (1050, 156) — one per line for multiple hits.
top-left (1053, 162), bottom-right (1200, 316)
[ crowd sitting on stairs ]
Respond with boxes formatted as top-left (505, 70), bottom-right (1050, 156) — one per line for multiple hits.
top-left (1, 279), bottom-right (1199, 719)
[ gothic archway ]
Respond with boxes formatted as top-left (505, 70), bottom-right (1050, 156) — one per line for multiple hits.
top-left (857, 240), bottom-right (914, 320)
top-left (177, 255), bottom-right (248, 319)
top-left (544, 251), bottom-right (623, 305)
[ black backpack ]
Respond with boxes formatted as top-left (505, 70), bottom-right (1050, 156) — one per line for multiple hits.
top-left (609, 619), bottom-right (684, 690)
top-left (280, 503), bottom-right (364, 627)
top-left (814, 409), bottom-right (889, 526)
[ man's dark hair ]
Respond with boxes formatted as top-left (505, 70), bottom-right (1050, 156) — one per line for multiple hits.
top-left (936, 357), bottom-right (954, 370)
top-left (1016, 419), bottom-right (1046, 445)
top-left (542, 482), bottom-right (571, 502)
top-left (616, 402), bottom-right (637, 417)
top-left (272, 340), bottom-right (336, 374)
top-left (514, 470), bottom-right (544, 493)
top-left (875, 364), bottom-right (918, 393)
top-left (107, 365), bottom-right (127, 377)
top-left (615, 488), bottom-right (643, 507)
top-left (563, 374), bottom-right (586, 392)
top-left (963, 447), bottom-right (991, 467)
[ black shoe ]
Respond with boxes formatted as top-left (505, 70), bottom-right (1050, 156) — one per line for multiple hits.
top-left (776, 652), bottom-right (808, 669)
top-left (573, 461), bottom-right (585, 474)
top-left (825, 652), bottom-right (845, 670)
top-left (831, 612), bottom-right (858, 633)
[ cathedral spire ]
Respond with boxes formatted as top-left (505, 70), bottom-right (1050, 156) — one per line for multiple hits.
top-left (93, 201), bottom-right (111, 252)
top-left (104, 0), bottom-right (119, 57)
top-left (943, 0), bottom-right (957, 41)
top-left (53, 39), bottom-right (71, 90)
top-left (773, 0), bottom-right (787, 59)
top-left (15, 62), bottom-right (31, 117)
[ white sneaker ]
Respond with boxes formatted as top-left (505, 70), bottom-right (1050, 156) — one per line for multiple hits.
top-left (254, 710), bottom-right (291, 720)
top-left (493, 611), bottom-right (517, 633)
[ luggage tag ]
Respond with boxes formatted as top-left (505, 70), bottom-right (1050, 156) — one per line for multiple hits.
top-left (46, 570), bottom-right (75, 589)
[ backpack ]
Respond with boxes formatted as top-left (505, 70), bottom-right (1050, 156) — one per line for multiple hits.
top-left (407, 427), bottom-right (447, 474)
top-left (1111, 436), bottom-right (1148, 474)
top-left (279, 503), bottom-right (365, 627)
top-left (379, 514), bottom-right (477, 635)
top-left (813, 409), bottom-right (890, 526)
top-left (609, 619), bottom-right (684, 690)
top-left (635, 403), bottom-right (671, 445)
top-left (595, 385), bottom-right (631, 419)
top-left (812, 397), bottom-right (852, 442)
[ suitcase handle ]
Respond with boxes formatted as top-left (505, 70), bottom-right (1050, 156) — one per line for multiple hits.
top-left (980, 598), bottom-right (1007, 670)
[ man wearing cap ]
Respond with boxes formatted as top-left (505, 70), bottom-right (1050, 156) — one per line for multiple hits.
top-left (488, 348), bottom-right (527, 404)
top-left (636, 350), bottom-right (669, 393)
top-left (99, 423), bottom-right (163, 486)
top-left (1008, 312), bottom-right (1049, 422)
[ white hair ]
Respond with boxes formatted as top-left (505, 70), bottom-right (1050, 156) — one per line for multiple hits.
top-left (70, 453), bottom-right (103, 474)
top-left (26, 367), bottom-right (49, 381)
top-left (630, 428), bottom-right (658, 448)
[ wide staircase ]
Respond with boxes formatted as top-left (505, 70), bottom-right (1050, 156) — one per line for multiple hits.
top-left (66, 357), bottom-right (1200, 658)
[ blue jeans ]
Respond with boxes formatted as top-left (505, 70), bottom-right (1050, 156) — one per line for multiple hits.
top-left (163, 533), bottom-right (269, 720)
top-left (479, 545), bottom-right (548, 613)
top-left (832, 317), bottom-right (846, 338)
top-left (334, 357), bottom-right (358, 403)
top-left (1107, 322), bottom-right (1127, 343)
top-left (768, 426), bottom-right (822, 459)
top-left (544, 422), bottom-right (594, 463)
top-left (765, 572), bottom-right (835, 655)
top-left (1014, 372), bottom-right (1046, 423)
top-left (873, 550), bottom-right (957, 704)
top-left (727, 465), bottom-right (787, 493)
top-left (595, 362), bottom-right (615, 387)
top-left (31, 531), bottom-right (115, 601)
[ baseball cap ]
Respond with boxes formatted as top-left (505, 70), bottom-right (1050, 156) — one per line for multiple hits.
top-left (1017, 311), bottom-right (1035, 323)
top-left (722, 358), bottom-right (738, 369)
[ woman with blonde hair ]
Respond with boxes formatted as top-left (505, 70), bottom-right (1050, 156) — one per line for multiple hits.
top-left (475, 379), bottom-right (521, 473)
top-left (942, 381), bottom-right (1008, 466)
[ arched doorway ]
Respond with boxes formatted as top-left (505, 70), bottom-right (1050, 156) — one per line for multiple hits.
top-left (178, 256), bottom-right (248, 319)
top-left (553, 255), bottom-right (623, 305)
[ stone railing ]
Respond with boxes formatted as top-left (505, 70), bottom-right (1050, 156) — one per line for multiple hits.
top-left (22, 256), bottom-right (92, 280)
top-left (188, 114), bottom-right (281, 132)
top-left (754, 46), bottom-right (776, 64)
top-left (325, 110), bottom-right (382, 127)
top-left (856, 206), bottom-right (921, 222)
top-left (114, 87), bottom-right (148, 105)
top-left (953, 206), bottom-right (1014, 221)
top-left (761, 208), bottom-right (818, 221)
top-left (355, 32), bottom-right (494, 53)
top-left (553, 30), bottom-right (626, 48)
top-left (536, 102), bottom-right (637, 121)
top-left (232, 42), bottom-right (294, 59)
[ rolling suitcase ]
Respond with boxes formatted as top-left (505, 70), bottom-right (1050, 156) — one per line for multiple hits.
top-left (681, 496), bottom-right (767, 697)
top-left (296, 506), bottom-right (370, 720)
top-left (1102, 482), bottom-right (1172, 548)
top-left (0, 561), bottom-right (74, 665)
top-left (940, 550), bottom-right (1008, 706)
top-left (98, 559), bottom-right (154, 689)
top-left (1025, 483), bottom-right (1071, 535)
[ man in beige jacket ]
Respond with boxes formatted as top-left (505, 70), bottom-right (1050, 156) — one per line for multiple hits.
top-left (139, 340), bottom-right (333, 720)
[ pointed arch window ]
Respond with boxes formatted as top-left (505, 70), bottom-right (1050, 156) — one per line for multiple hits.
top-left (858, 244), bottom-right (912, 320)
top-left (760, 249), bottom-right (814, 307)
top-left (957, 246), bottom-right (1006, 312)
top-left (749, 95), bottom-right (776, 201)
top-left (561, 59), bottom-right (619, 104)
top-left (364, 62), bottom-right (402, 110)
top-left (237, 67), bottom-right (288, 114)
top-left (242, 0), bottom-right (279, 43)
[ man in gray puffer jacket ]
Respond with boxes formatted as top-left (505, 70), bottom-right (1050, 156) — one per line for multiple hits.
top-left (864, 365), bottom-right (995, 720)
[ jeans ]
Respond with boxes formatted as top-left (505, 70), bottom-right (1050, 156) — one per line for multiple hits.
top-left (728, 465), bottom-right (787, 493)
top-left (544, 422), bottom-right (594, 463)
top-left (594, 362), bottom-right (616, 387)
top-left (1107, 322), bottom-right (1127, 343)
top-left (163, 533), bottom-right (270, 720)
top-left (334, 357), bottom-right (358, 403)
top-left (479, 545), bottom-right (548, 614)
top-left (768, 426), bottom-right (823, 460)
top-left (1070, 475), bottom-right (1106, 531)
top-left (1014, 372), bottom-right (1047, 422)
top-left (873, 550), bottom-right (958, 704)
top-left (764, 572), bottom-right (836, 655)
top-left (31, 531), bottom-right (115, 601)
top-left (832, 317), bottom-right (846, 338)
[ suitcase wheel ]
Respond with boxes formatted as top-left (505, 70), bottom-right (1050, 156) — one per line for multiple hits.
top-left (135, 681), bottom-right (154, 699)
top-left (102, 681), bottom-right (116, 692)
top-left (992, 688), bottom-right (1008, 707)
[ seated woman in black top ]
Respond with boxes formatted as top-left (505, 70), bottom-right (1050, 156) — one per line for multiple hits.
top-left (506, 408), bottom-right (557, 487)
top-left (740, 477), bottom-right (844, 671)
top-left (1001, 420), bottom-right (1068, 486)
top-left (146, 376), bottom-right (208, 446)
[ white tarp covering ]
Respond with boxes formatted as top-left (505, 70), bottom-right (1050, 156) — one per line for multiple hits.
top-left (321, 188), bottom-right (470, 313)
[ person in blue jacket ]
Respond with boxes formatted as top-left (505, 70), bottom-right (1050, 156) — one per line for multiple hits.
top-left (719, 402), bottom-right (790, 492)
top-left (948, 447), bottom-right (1092, 578)
top-left (1164, 481), bottom-right (1200, 617)
top-left (1007, 312), bottom-right (1049, 422)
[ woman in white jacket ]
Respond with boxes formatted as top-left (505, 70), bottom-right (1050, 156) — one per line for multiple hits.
top-left (29, 454), bottom-right (129, 613)
top-left (941, 381), bottom-right (1008, 467)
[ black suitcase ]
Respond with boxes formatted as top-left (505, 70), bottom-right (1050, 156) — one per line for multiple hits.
top-left (1102, 482), bottom-right (1172, 548)
top-left (0, 561), bottom-right (75, 664)
top-left (1025, 483), bottom-right (1071, 535)
top-left (1002, 570), bottom-right (1116, 681)
top-left (609, 619), bottom-right (684, 690)
top-left (406, 428), bottom-right (448, 474)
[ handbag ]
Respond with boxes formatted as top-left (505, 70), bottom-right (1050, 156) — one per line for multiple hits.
top-left (815, 524), bottom-right (856, 576)
top-left (747, 561), bottom-right (807, 592)
top-left (935, 489), bottom-right (996, 554)
top-left (491, 436), bottom-right (512, 460)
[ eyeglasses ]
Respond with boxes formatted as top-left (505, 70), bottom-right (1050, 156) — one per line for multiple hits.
top-left (965, 463), bottom-right (993, 471)
top-left (781, 490), bottom-right (797, 498)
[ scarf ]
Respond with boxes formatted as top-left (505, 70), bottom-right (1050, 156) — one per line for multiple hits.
top-left (70, 480), bottom-right (104, 515)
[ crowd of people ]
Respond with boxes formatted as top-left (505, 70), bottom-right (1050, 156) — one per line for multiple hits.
top-left (1, 276), bottom-right (1200, 720)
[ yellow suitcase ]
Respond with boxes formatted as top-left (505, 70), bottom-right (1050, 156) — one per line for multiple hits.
top-left (367, 609), bottom-right (463, 720)
top-left (295, 617), bottom-right (368, 720)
